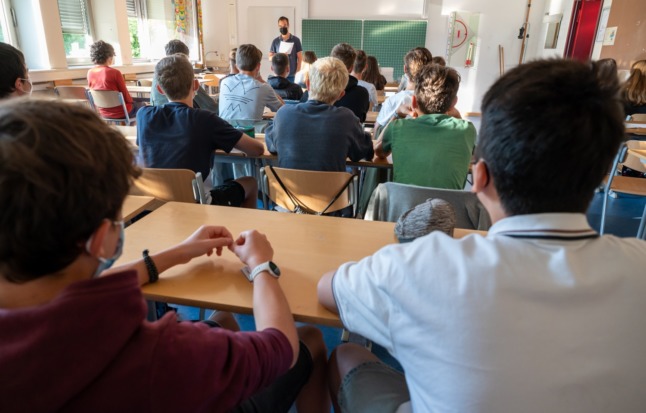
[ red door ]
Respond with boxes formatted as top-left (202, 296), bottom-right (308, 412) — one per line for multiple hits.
top-left (564, 0), bottom-right (603, 61)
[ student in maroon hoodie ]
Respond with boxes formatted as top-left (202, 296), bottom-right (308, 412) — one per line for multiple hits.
top-left (0, 98), bottom-right (329, 413)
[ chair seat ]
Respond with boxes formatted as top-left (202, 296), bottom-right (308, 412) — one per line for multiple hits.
top-left (609, 175), bottom-right (646, 196)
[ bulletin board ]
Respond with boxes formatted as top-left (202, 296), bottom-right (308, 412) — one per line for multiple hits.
top-left (599, 0), bottom-right (646, 70)
top-left (302, 19), bottom-right (428, 80)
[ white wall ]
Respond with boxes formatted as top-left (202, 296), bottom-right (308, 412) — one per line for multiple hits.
top-left (179, 0), bottom-right (565, 112)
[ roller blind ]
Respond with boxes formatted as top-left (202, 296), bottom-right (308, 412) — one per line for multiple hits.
top-left (57, 0), bottom-right (90, 35)
top-left (126, 0), bottom-right (137, 18)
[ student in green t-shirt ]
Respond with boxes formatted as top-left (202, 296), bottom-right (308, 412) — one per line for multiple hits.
top-left (375, 64), bottom-right (476, 189)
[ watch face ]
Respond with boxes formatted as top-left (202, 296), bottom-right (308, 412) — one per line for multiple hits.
top-left (269, 261), bottom-right (281, 276)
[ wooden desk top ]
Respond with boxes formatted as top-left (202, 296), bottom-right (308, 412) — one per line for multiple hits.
top-left (126, 85), bottom-right (152, 94)
top-left (628, 148), bottom-right (646, 162)
top-left (123, 195), bottom-right (158, 222)
top-left (117, 202), bottom-right (482, 326)
top-left (264, 110), bottom-right (379, 125)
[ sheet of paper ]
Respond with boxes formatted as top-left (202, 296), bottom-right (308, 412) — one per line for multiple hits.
top-left (279, 41), bottom-right (294, 54)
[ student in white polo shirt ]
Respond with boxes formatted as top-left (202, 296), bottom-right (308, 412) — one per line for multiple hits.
top-left (318, 59), bottom-right (646, 413)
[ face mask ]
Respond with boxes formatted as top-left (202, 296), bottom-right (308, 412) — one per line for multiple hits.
top-left (86, 220), bottom-right (125, 278)
top-left (19, 78), bottom-right (32, 96)
top-left (279, 27), bottom-right (288, 35)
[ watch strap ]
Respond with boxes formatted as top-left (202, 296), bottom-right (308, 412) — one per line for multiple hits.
top-left (143, 249), bottom-right (159, 283)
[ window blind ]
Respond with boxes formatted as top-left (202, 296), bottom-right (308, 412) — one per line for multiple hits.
top-left (57, 0), bottom-right (90, 35)
top-left (126, 0), bottom-right (137, 18)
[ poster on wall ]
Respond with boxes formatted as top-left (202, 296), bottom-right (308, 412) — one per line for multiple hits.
top-left (447, 12), bottom-right (480, 68)
top-left (595, 7), bottom-right (611, 43)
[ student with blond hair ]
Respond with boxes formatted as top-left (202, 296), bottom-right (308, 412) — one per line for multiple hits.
top-left (624, 59), bottom-right (646, 116)
top-left (265, 56), bottom-right (373, 172)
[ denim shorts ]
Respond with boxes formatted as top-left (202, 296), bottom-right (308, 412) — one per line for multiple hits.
top-left (338, 361), bottom-right (411, 413)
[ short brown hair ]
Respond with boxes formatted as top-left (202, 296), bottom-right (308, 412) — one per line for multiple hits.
top-left (271, 53), bottom-right (289, 77)
top-left (155, 54), bottom-right (195, 100)
top-left (404, 47), bottom-right (433, 79)
top-left (236, 44), bottom-right (263, 71)
top-left (309, 57), bottom-right (348, 104)
top-left (414, 64), bottom-right (460, 114)
top-left (90, 40), bottom-right (115, 65)
top-left (431, 56), bottom-right (446, 67)
top-left (303, 51), bottom-right (317, 64)
top-left (353, 50), bottom-right (367, 74)
top-left (0, 99), bottom-right (140, 282)
top-left (165, 39), bottom-right (190, 56)
top-left (331, 43), bottom-right (356, 72)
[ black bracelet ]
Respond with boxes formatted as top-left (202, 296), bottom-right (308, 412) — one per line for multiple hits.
top-left (143, 249), bottom-right (159, 284)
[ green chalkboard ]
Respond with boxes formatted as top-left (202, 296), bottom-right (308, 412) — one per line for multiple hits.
top-left (302, 20), bottom-right (362, 61)
top-left (363, 20), bottom-right (428, 80)
top-left (302, 19), bottom-right (427, 81)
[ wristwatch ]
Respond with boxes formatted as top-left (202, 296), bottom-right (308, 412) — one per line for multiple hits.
top-left (245, 261), bottom-right (281, 282)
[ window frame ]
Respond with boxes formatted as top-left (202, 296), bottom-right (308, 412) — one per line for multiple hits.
top-left (0, 0), bottom-right (18, 46)
top-left (57, 0), bottom-right (96, 66)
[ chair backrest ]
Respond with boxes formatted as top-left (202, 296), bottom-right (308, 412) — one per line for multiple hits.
top-left (87, 90), bottom-right (131, 124)
top-left (260, 166), bottom-right (358, 215)
top-left (55, 85), bottom-right (89, 99)
top-left (365, 182), bottom-right (492, 230)
top-left (630, 113), bottom-right (646, 122)
top-left (129, 168), bottom-right (199, 203)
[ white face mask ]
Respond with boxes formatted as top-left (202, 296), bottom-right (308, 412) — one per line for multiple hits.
top-left (85, 220), bottom-right (125, 278)
top-left (19, 78), bottom-right (33, 96)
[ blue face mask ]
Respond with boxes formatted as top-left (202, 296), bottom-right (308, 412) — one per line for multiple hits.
top-left (86, 220), bottom-right (125, 278)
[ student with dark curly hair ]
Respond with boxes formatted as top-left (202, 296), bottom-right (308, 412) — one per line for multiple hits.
top-left (87, 40), bottom-right (138, 119)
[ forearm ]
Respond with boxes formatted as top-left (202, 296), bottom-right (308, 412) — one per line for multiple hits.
top-left (317, 270), bottom-right (339, 314)
top-left (107, 244), bottom-right (191, 286)
top-left (253, 273), bottom-right (299, 366)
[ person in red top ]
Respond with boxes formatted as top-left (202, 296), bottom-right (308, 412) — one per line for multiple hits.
top-left (0, 99), bottom-right (330, 413)
top-left (86, 40), bottom-right (138, 119)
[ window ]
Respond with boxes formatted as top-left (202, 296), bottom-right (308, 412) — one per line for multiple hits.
top-left (127, 0), bottom-right (145, 59)
top-left (130, 0), bottom-right (202, 61)
top-left (57, 0), bottom-right (94, 64)
top-left (0, 0), bottom-right (17, 45)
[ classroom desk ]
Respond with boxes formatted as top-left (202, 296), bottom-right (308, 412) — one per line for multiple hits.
top-left (116, 202), bottom-right (483, 326)
top-left (126, 85), bottom-right (152, 98)
top-left (123, 195), bottom-right (159, 222)
top-left (628, 149), bottom-right (646, 163)
top-left (263, 110), bottom-right (379, 126)
top-left (384, 85), bottom-right (399, 93)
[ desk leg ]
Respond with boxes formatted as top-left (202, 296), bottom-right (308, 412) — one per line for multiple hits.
top-left (638, 204), bottom-right (646, 240)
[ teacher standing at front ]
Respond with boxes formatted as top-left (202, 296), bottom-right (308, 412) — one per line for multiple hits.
top-left (269, 16), bottom-right (302, 83)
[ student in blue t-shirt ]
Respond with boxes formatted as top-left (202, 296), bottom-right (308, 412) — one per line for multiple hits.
top-left (136, 54), bottom-right (264, 208)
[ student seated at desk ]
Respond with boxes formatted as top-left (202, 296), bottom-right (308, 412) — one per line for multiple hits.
top-left (219, 44), bottom-right (284, 120)
top-left (265, 56), bottom-right (373, 172)
top-left (374, 63), bottom-right (476, 189)
top-left (137, 54), bottom-right (263, 208)
top-left (374, 47), bottom-right (433, 136)
top-left (150, 39), bottom-right (218, 112)
top-left (268, 52), bottom-right (304, 101)
top-left (87, 40), bottom-right (140, 120)
top-left (300, 43), bottom-right (370, 122)
top-left (623, 59), bottom-right (646, 116)
top-left (318, 59), bottom-right (646, 413)
top-left (0, 99), bottom-right (329, 413)
top-left (351, 49), bottom-right (378, 110)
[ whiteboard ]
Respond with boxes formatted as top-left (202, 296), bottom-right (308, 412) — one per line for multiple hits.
top-left (245, 6), bottom-right (296, 79)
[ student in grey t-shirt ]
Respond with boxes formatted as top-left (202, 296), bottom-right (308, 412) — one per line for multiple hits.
top-left (219, 44), bottom-right (283, 120)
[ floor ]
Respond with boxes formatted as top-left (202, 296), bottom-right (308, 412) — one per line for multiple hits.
top-left (174, 190), bottom-right (645, 371)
